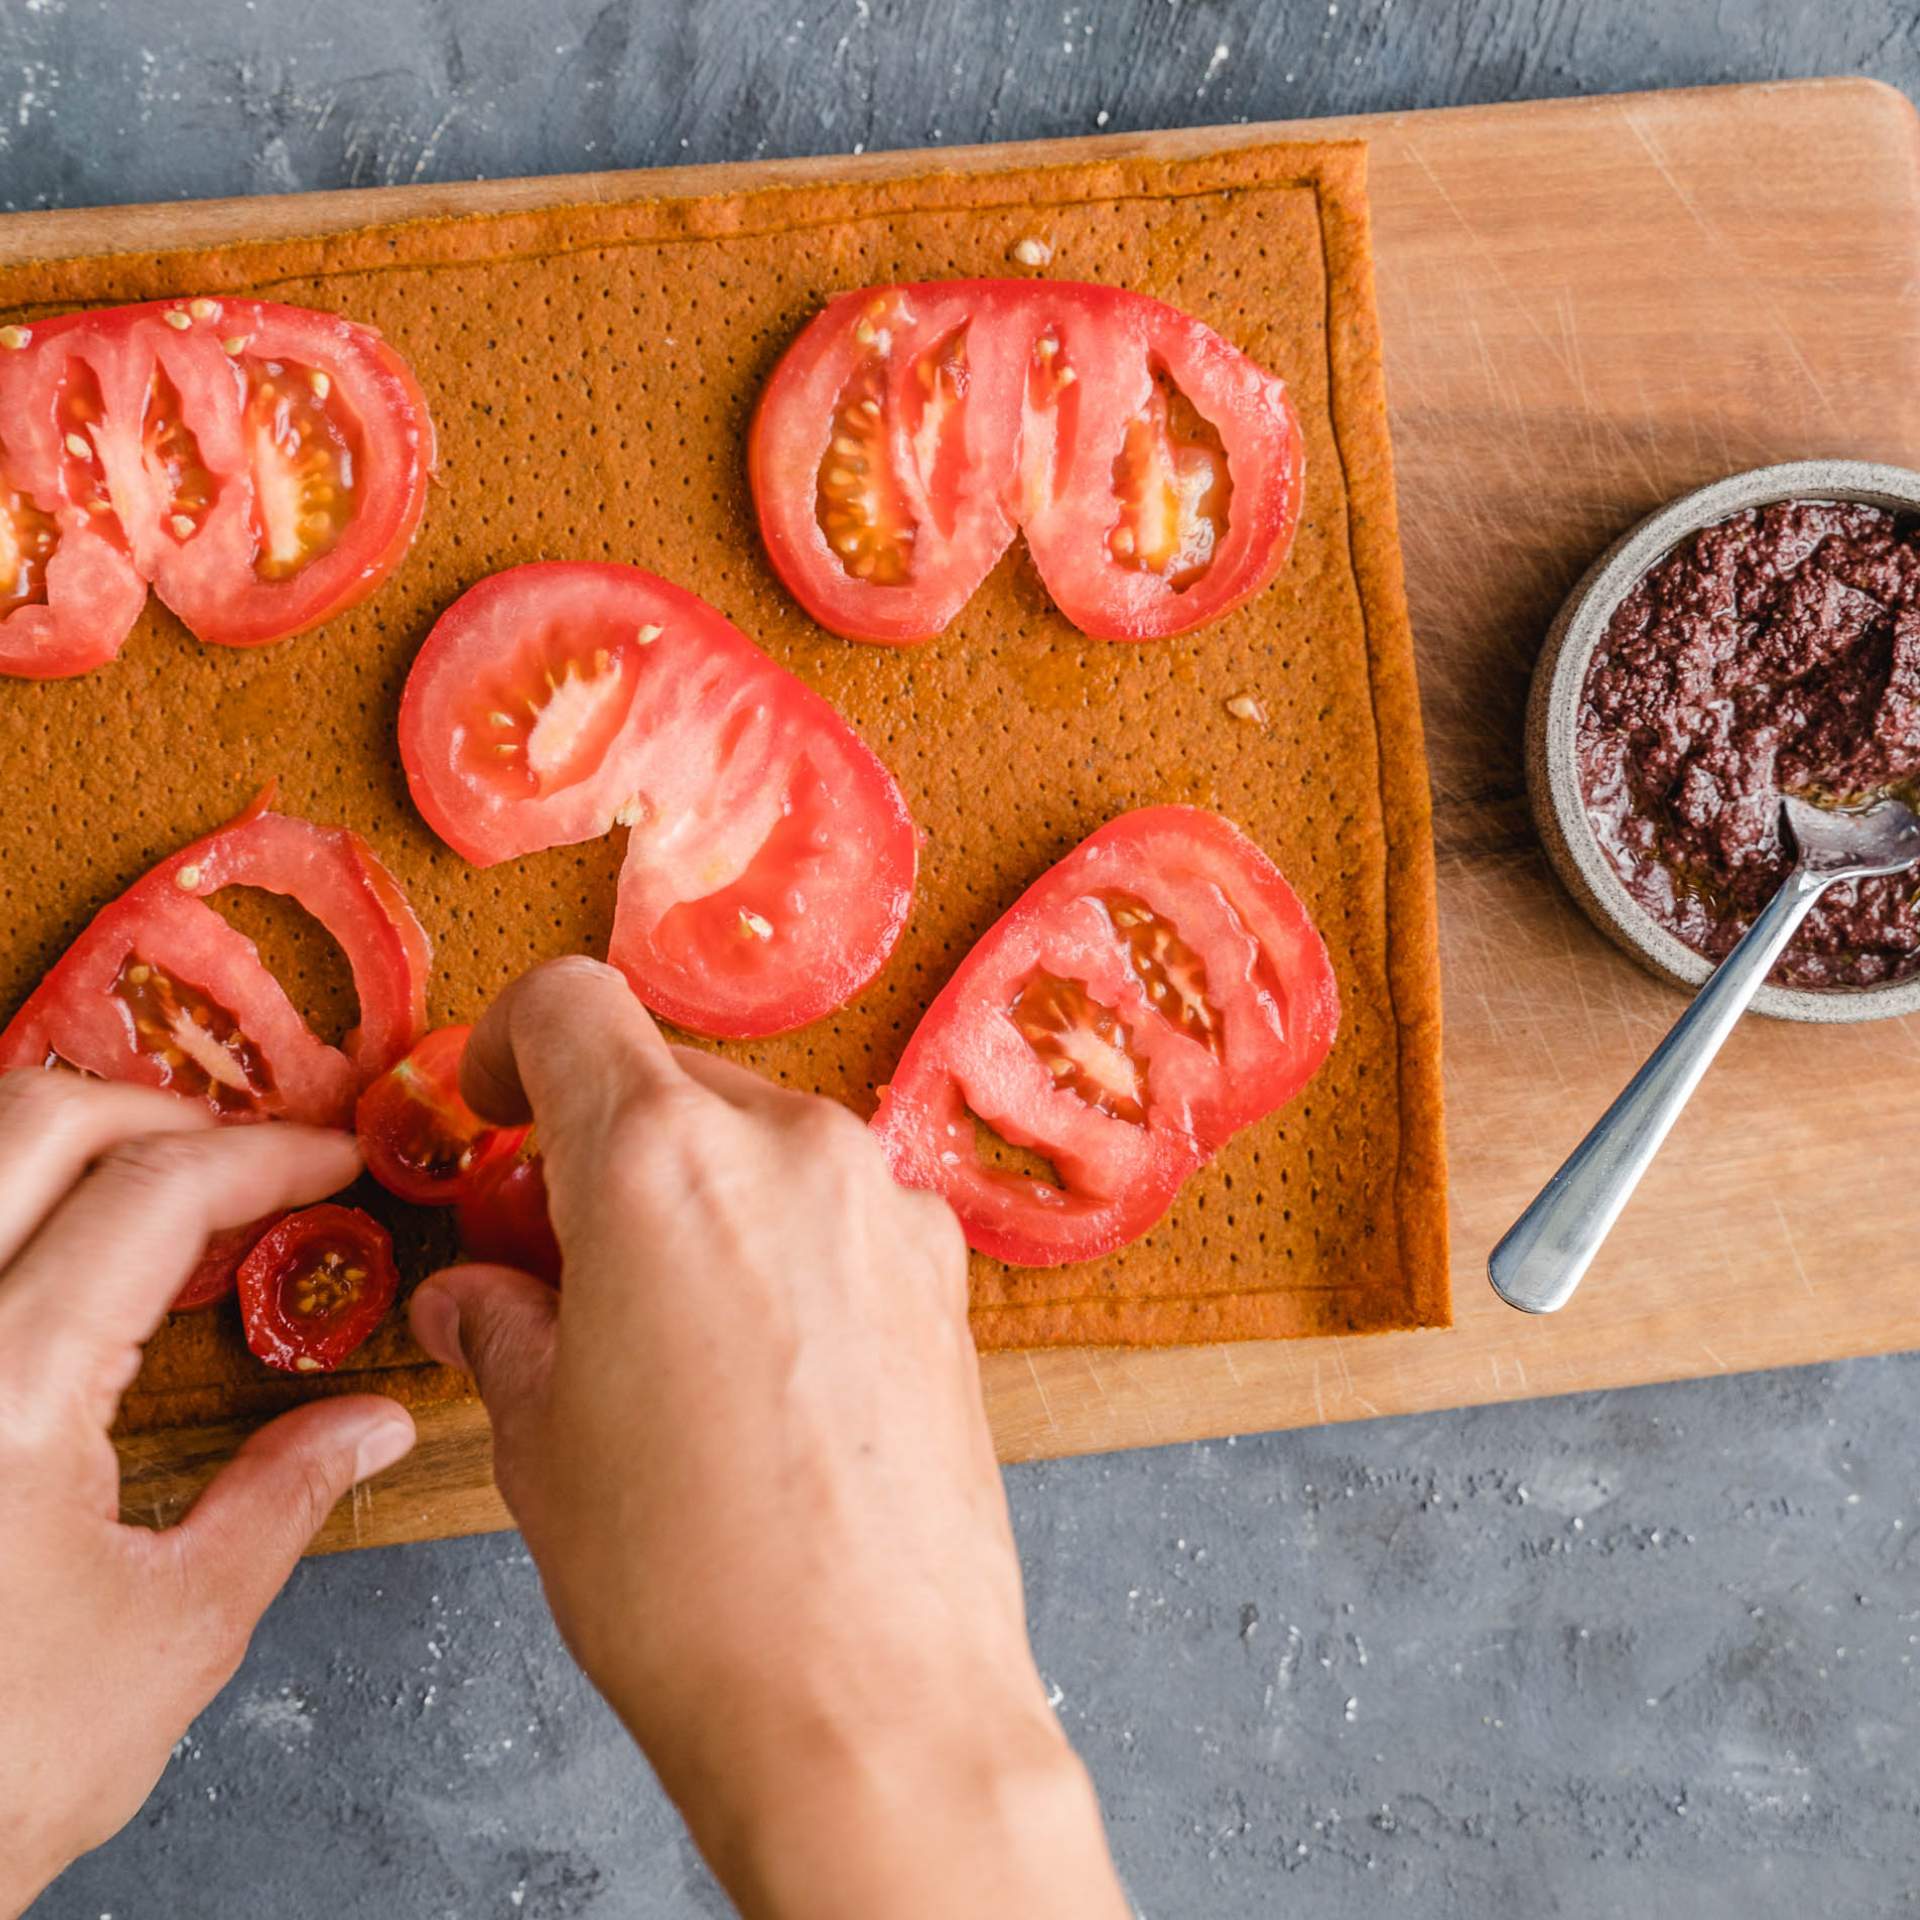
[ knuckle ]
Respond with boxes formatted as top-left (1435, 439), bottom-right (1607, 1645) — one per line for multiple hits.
top-left (923, 1193), bottom-right (969, 1266)
top-left (534, 953), bottom-right (620, 991)
top-left (520, 955), bottom-right (628, 1032)
top-left (914, 1195), bottom-right (971, 1298)
top-left (92, 1131), bottom-right (206, 1201)
top-left (461, 1304), bottom-right (521, 1393)
top-left (599, 1083), bottom-right (700, 1169)
top-left (0, 1064), bottom-right (58, 1109)
top-left (292, 1450), bottom-right (347, 1535)
top-left (0, 1066), bottom-right (80, 1134)
top-left (787, 1095), bottom-right (871, 1157)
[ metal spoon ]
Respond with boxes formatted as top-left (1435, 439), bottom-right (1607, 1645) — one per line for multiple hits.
top-left (1489, 793), bottom-right (1920, 1315)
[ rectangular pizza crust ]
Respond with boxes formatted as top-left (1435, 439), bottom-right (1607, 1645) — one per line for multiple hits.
top-left (0, 137), bottom-right (1448, 1431)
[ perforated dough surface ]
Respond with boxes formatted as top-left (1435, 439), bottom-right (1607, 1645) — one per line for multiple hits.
top-left (0, 139), bottom-right (1448, 1434)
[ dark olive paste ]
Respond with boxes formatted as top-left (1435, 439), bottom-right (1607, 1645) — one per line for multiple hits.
top-left (1579, 500), bottom-right (1920, 988)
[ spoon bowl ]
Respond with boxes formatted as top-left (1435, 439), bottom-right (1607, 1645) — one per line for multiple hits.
top-left (1783, 791), bottom-right (1920, 881)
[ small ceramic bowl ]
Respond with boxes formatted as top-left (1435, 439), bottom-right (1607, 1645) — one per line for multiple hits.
top-left (1526, 457), bottom-right (1920, 1024)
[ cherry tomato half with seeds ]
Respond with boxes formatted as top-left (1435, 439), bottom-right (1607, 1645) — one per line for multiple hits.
top-left (456, 1136), bottom-right (561, 1287)
top-left (355, 1025), bottom-right (522, 1207)
top-left (237, 1203), bottom-right (399, 1374)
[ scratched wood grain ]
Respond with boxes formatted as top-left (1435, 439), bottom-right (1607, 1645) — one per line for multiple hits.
top-left (78, 78), bottom-right (1920, 1549)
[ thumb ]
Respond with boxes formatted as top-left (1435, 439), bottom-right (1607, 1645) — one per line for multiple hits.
top-left (173, 1395), bottom-right (416, 1624)
top-left (409, 1264), bottom-right (559, 1484)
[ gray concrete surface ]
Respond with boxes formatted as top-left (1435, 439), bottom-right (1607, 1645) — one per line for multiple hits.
top-left (11, 1), bottom-right (1920, 1914)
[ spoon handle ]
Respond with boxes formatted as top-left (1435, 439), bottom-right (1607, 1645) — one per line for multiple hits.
top-left (1488, 865), bottom-right (1830, 1314)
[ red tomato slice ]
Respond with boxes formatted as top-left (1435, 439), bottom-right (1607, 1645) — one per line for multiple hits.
top-left (356, 1025), bottom-right (523, 1206)
top-left (146, 300), bottom-right (435, 648)
top-left (455, 1135), bottom-right (561, 1287)
top-left (750, 280), bottom-right (1305, 644)
top-left (0, 789), bottom-right (431, 1127)
top-left (237, 1203), bottom-right (398, 1373)
top-left (0, 311), bottom-right (148, 676)
top-left (0, 298), bottom-right (432, 676)
top-left (751, 282), bottom-right (1025, 642)
top-left (399, 563), bottom-right (918, 1038)
top-left (171, 1212), bottom-right (290, 1313)
top-left (872, 807), bottom-right (1340, 1267)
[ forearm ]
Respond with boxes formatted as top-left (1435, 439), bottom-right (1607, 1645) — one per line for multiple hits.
top-left (0, 1811), bottom-right (69, 1920)
top-left (676, 1699), bottom-right (1132, 1920)
top-left (428, 964), bottom-right (1132, 1919)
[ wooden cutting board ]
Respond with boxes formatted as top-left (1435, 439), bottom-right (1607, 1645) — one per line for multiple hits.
top-left (38, 76), bottom-right (1918, 1550)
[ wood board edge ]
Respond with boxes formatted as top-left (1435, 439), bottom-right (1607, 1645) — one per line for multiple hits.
top-left (0, 77), bottom-right (1889, 267)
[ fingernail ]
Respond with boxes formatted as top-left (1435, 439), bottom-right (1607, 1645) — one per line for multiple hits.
top-left (353, 1411), bottom-right (415, 1483)
top-left (409, 1281), bottom-right (467, 1371)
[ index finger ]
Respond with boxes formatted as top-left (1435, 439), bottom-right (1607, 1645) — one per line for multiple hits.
top-left (0, 1070), bottom-right (213, 1271)
top-left (0, 1122), bottom-right (364, 1417)
top-left (459, 957), bottom-right (687, 1139)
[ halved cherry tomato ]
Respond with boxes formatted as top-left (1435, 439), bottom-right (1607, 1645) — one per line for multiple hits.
top-left (237, 1203), bottom-right (398, 1374)
top-left (0, 297), bottom-right (433, 676)
top-left (455, 1135), bottom-right (561, 1287)
top-left (356, 1025), bottom-right (523, 1206)
top-left (872, 807), bottom-right (1340, 1267)
top-left (399, 563), bottom-right (918, 1038)
top-left (171, 1212), bottom-right (289, 1313)
top-left (750, 280), bottom-right (1305, 644)
top-left (0, 787), bottom-right (431, 1127)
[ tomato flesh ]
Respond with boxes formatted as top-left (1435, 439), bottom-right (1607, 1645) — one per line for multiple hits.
top-left (356, 1025), bottom-right (523, 1207)
top-left (872, 807), bottom-right (1340, 1267)
top-left (0, 475), bottom-right (57, 610)
top-left (237, 1203), bottom-right (399, 1374)
top-left (400, 563), bottom-right (918, 1038)
top-left (0, 298), bottom-right (432, 677)
top-left (751, 279), bottom-right (1304, 644)
top-left (171, 1212), bottom-right (290, 1313)
top-left (240, 353), bottom-right (357, 578)
top-left (1108, 368), bottom-right (1233, 589)
top-left (111, 951), bottom-right (276, 1116)
top-left (0, 320), bottom-right (147, 675)
top-left (0, 788), bottom-right (431, 1127)
top-left (816, 350), bottom-right (917, 585)
top-left (456, 1138), bottom-right (561, 1287)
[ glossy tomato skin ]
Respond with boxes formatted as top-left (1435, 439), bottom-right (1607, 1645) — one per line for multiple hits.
top-left (356, 1025), bottom-right (521, 1206)
top-left (399, 563), bottom-right (918, 1039)
top-left (872, 807), bottom-right (1339, 1267)
top-left (238, 1203), bottom-right (399, 1374)
top-left (456, 1141), bottom-right (561, 1287)
top-left (0, 787), bottom-right (431, 1127)
top-left (750, 279), bottom-right (1305, 646)
top-left (0, 298), bottom-right (433, 678)
top-left (171, 1212), bottom-right (288, 1313)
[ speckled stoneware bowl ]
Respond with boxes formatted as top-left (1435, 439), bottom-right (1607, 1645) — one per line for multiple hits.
top-left (1526, 458), bottom-right (1920, 1024)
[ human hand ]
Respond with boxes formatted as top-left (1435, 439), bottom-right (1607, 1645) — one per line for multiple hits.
top-left (408, 958), bottom-right (1129, 1920)
top-left (0, 1075), bottom-right (416, 1918)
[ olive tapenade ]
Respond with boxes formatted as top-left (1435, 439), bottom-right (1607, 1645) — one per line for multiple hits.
top-left (1579, 500), bottom-right (1920, 988)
